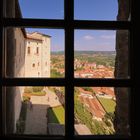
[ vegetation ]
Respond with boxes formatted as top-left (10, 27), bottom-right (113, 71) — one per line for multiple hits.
top-left (53, 87), bottom-right (65, 95)
top-left (74, 88), bottom-right (81, 101)
top-left (24, 87), bottom-right (33, 93)
top-left (32, 86), bottom-right (44, 92)
top-left (75, 99), bottom-right (112, 134)
top-left (97, 97), bottom-right (116, 113)
top-left (51, 69), bottom-right (64, 78)
top-left (74, 51), bottom-right (116, 56)
top-left (24, 87), bottom-right (46, 96)
top-left (59, 87), bottom-right (65, 95)
top-left (103, 112), bottom-right (115, 127)
top-left (82, 87), bottom-right (93, 92)
top-left (74, 89), bottom-right (115, 134)
top-left (30, 91), bottom-right (46, 96)
top-left (51, 52), bottom-right (115, 79)
top-left (23, 96), bottom-right (30, 102)
top-left (48, 106), bottom-right (65, 124)
top-left (104, 112), bottom-right (115, 122)
top-left (75, 53), bottom-right (115, 67)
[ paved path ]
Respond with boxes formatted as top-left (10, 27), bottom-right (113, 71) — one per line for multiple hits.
top-left (24, 89), bottom-right (61, 135)
top-left (75, 124), bottom-right (91, 135)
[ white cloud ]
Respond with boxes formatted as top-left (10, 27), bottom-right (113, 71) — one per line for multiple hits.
top-left (83, 35), bottom-right (95, 40)
top-left (101, 35), bottom-right (115, 39)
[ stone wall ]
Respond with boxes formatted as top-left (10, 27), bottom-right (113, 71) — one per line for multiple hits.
top-left (5, 0), bottom-right (24, 133)
top-left (114, 0), bottom-right (130, 135)
top-left (6, 0), bottom-right (16, 134)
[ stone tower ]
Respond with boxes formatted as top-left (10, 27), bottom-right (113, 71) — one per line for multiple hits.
top-left (25, 32), bottom-right (51, 77)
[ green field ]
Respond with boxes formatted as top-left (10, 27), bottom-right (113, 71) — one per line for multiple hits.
top-left (30, 91), bottom-right (46, 96)
top-left (97, 97), bottom-right (116, 113)
top-left (48, 106), bottom-right (65, 124)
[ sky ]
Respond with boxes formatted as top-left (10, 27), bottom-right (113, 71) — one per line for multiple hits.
top-left (19, 0), bottom-right (118, 52)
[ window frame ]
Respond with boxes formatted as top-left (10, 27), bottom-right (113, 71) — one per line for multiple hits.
top-left (0, 0), bottom-right (135, 139)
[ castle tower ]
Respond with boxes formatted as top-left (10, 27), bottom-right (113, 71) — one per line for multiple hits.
top-left (25, 32), bottom-right (51, 77)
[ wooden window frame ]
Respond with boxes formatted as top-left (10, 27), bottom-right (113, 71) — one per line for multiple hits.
top-left (0, 0), bottom-right (135, 140)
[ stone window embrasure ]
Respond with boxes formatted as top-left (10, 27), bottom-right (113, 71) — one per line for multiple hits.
top-left (1, 0), bottom-right (134, 138)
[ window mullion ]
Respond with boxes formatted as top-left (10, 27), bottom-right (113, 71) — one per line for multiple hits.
top-left (65, 0), bottom-right (74, 139)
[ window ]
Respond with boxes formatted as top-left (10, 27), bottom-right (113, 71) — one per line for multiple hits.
top-left (28, 47), bottom-right (30, 54)
top-left (1, 0), bottom-right (134, 140)
top-left (36, 47), bottom-right (39, 54)
top-left (32, 63), bottom-right (35, 68)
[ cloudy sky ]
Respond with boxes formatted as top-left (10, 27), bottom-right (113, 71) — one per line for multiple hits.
top-left (19, 0), bottom-right (118, 52)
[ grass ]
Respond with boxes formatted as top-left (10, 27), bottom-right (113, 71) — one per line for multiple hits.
top-left (30, 91), bottom-right (46, 96)
top-left (97, 97), bottom-right (116, 113)
top-left (51, 69), bottom-right (64, 78)
top-left (48, 106), bottom-right (65, 124)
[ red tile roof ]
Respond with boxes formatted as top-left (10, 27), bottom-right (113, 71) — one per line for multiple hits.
top-left (79, 95), bottom-right (105, 119)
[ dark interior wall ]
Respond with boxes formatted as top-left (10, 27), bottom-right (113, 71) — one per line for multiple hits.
top-left (6, 0), bottom-right (16, 134)
top-left (114, 0), bottom-right (130, 135)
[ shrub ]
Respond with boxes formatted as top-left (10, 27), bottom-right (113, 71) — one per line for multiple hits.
top-left (31, 91), bottom-right (46, 96)
top-left (24, 87), bottom-right (33, 93)
top-left (82, 87), bottom-right (93, 92)
top-left (104, 112), bottom-right (115, 121)
top-left (23, 96), bottom-right (30, 102)
top-left (32, 86), bottom-right (44, 92)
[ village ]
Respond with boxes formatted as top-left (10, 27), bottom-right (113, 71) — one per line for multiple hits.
top-left (51, 52), bottom-right (116, 134)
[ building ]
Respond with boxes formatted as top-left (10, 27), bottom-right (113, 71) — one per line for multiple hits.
top-left (5, 0), bottom-right (51, 133)
top-left (7, 29), bottom-right (51, 133)
top-left (13, 28), bottom-right (27, 132)
top-left (25, 32), bottom-right (51, 77)
top-left (5, 0), bottom-right (28, 133)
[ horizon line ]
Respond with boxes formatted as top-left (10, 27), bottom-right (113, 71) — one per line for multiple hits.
top-left (51, 50), bottom-right (116, 52)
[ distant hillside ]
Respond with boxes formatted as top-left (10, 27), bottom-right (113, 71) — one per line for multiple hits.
top-left (51, 51), bottom-right (116, 55)
top-left (74, 51), bottom-right (116, 55)
top-left (51, 51), bottom-right (64, 55)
